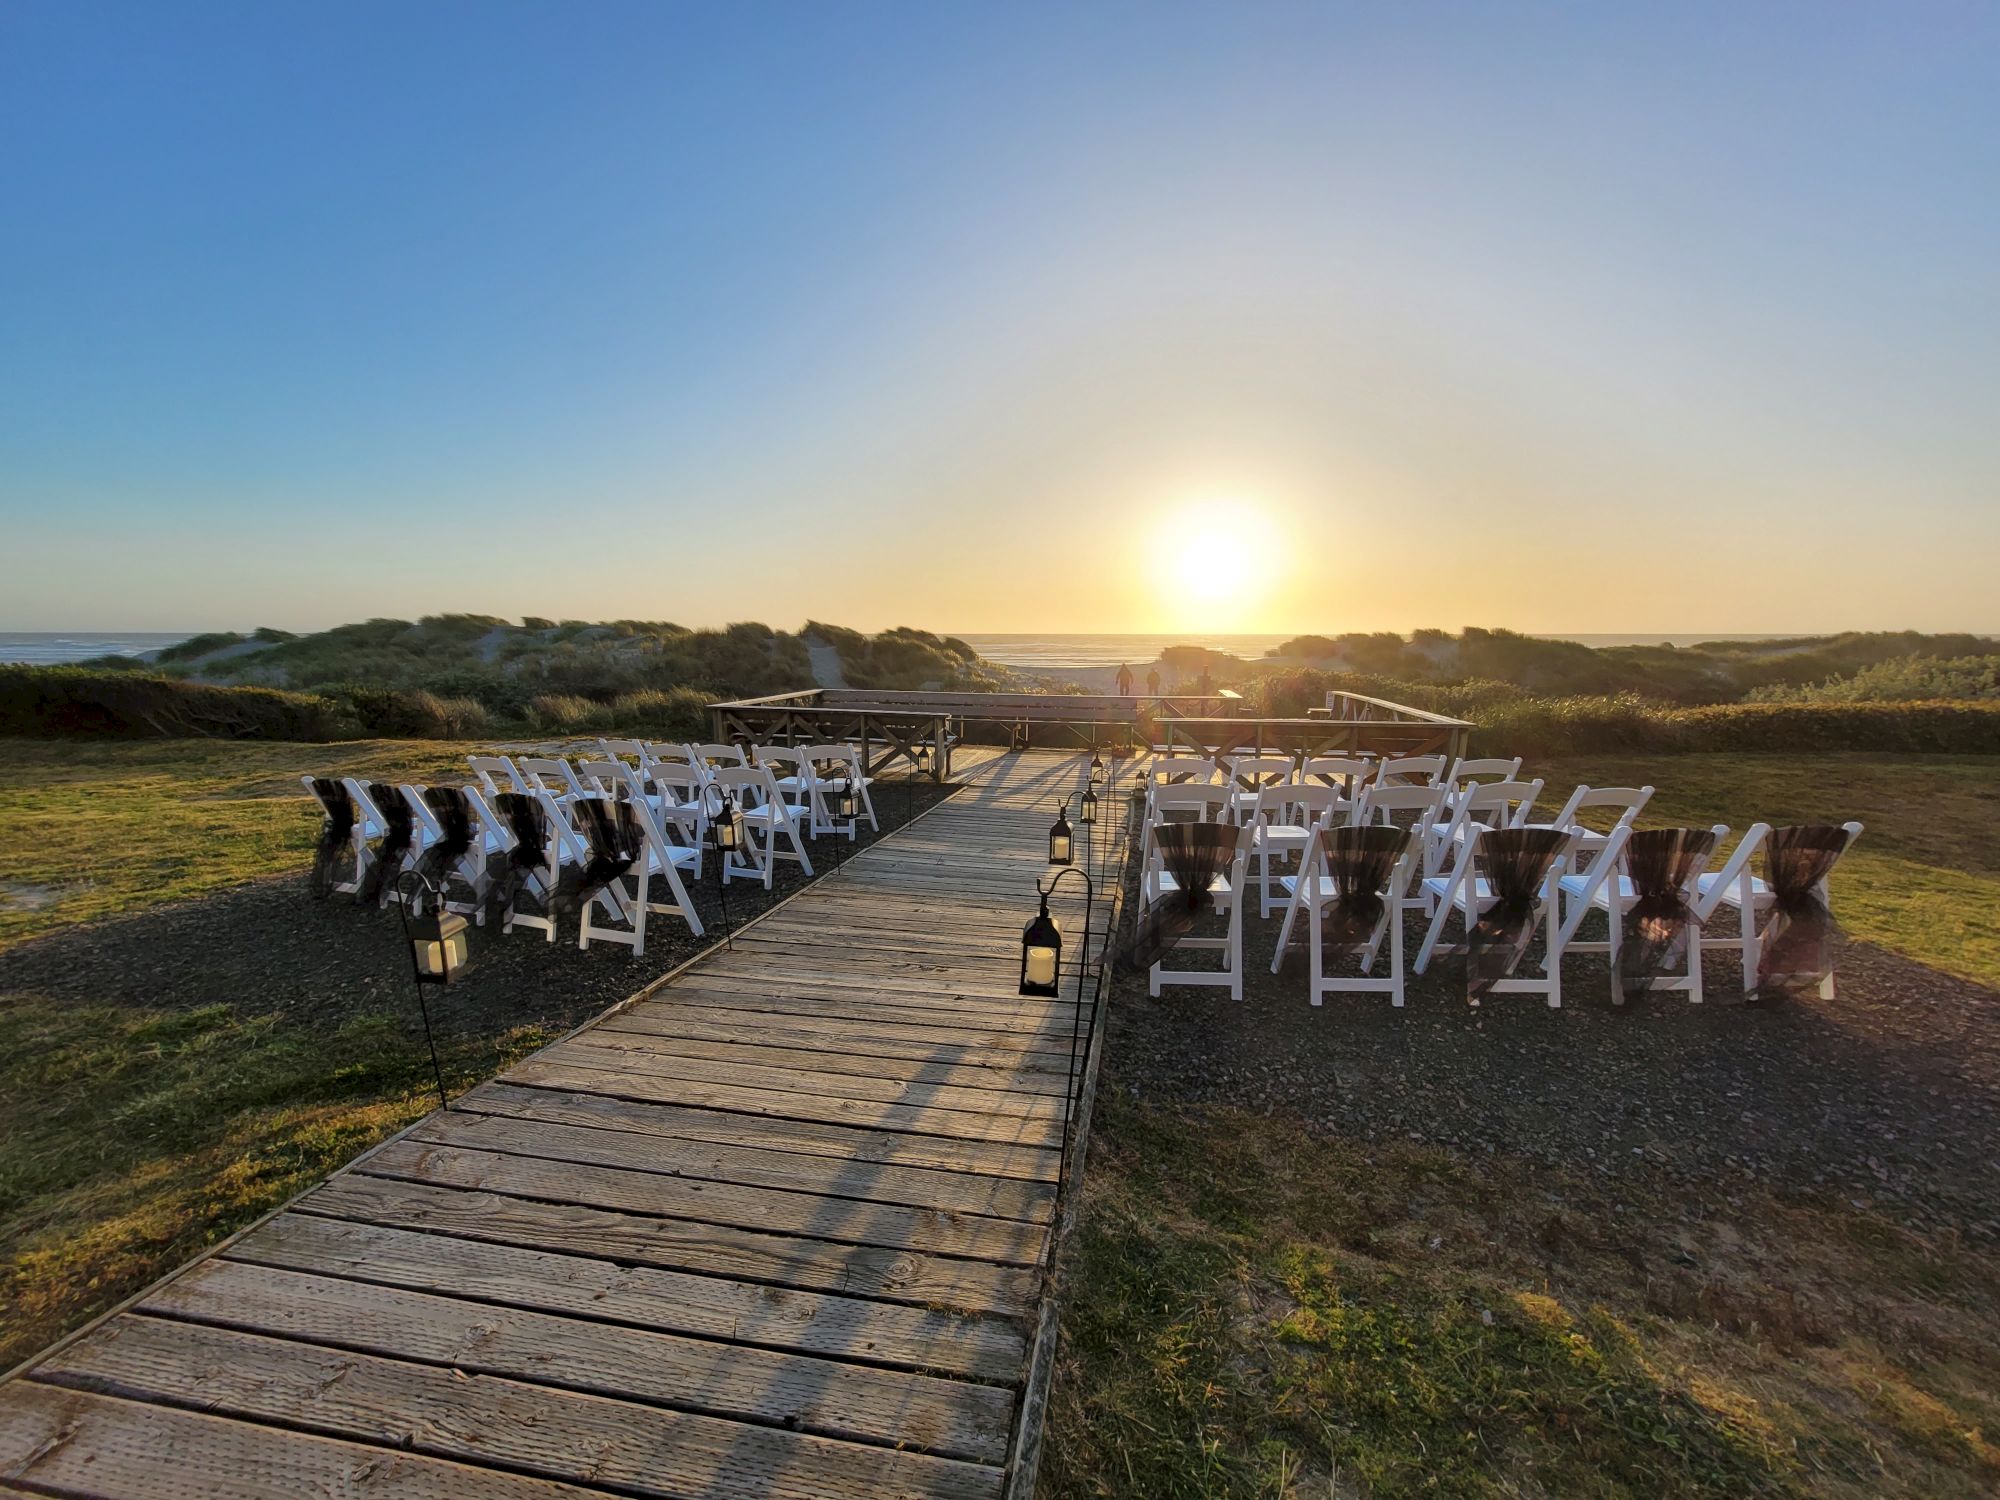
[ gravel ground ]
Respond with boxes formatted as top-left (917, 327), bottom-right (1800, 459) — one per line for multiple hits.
top-left (0, 778), bottom-right (959, 1048)
top-left (1105, 905), bottom-right (2000, 1240)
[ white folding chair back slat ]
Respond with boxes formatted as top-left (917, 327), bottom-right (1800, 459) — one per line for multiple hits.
top-left (1373, 754), bottom-right (1447, 787)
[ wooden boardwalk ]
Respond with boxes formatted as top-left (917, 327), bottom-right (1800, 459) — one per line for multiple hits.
top-left (0, 750), bottom-right (1124, 1500)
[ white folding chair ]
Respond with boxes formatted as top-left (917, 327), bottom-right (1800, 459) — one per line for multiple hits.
top-left (346, 778), bottom-right (421, 907)
top-left (1144, 784), bottom-right (1234, 867)
top-left (802, 742), bottom-right (879, 835)
top-left (1557, 823), bottom-right (1726, 1004)
top-left (468, 754), bottom-right (528, 797)
top-left (1692, 821), bottom-right (1863, 998)
top-left (1140, 820), bottom-right (1255, 1000)
top-left (1221, 755), bottom-right (1296, 825)
top-left (1270, 823), bottom-right (1420, 1006)
top-left (1299, 756), bottom-right (1373, 797)
top-left (1248, 781), bottom-right (1354, 917)
top-left (575, 795), bottom-right (706, 956)
top-left (301, 775), bottom-right (378, 897)
top-left (755, 746), bottom-right (819, 829)
top-left (596, 738), bottom-right (653, 768)
top-left (518, 756), bottom-right (589, 800)
top-left (1446, 755), bottom-right (1524, 789)
top-left (1525, 785), bottom-right (1653, 874)
top-left (575, 755), bottom-right (651, 804)
top-left (1144, 756), bottom-right (1218, 817)
top-left (1424, 778), bottom-right (1545, 876)
top-left (1354, 782), bottom-right (1450, 915)
top-left (709, 765), bottom-right (813, 887)
top-left (1414, 823), bottom-right (1589, 1006)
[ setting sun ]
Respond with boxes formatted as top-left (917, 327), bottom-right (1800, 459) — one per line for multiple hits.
top-left (1145, 498), bottom-right (1278, 627)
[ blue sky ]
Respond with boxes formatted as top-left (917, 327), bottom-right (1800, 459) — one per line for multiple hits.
top-left (2, 1), bottom-right (1995, 632)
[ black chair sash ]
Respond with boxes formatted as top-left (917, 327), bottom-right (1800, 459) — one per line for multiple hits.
top-left (1464, 827), bottom-right (1570, 1001)
top-left (1123, 822), bottom-right (1240, 972)
top-left (308, 777), bottom-right (354, 899)
top-left (1757, 824), bottom-right (1853, 993)
top-left (556, 795), bottom-right (643, 916)
top-left (1283, 824), bottom-right (1408, 964)
top-left (358, 782), bottom-right (415, 903)
top-left (485, 792), bottom-right (550, 926)
top-left (416, 785), bottom-right (476, 890)
top-left (1617, 827), bottom-right (1717, 1002)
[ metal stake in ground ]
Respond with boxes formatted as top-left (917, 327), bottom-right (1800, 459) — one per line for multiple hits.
top-left (1020, 865), bottom-right (1095, 1181)
top-left (392, 869), bottom-right (464, 1110)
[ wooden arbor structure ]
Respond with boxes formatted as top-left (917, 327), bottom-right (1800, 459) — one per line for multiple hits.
top-left (708, 687), bottom-right (1472, 779)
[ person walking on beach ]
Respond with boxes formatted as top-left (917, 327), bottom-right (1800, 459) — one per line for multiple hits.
top-left (1145, 666), bottom-right (1161, 696)
top-left (1115, 662), bottom-right (1134, 695)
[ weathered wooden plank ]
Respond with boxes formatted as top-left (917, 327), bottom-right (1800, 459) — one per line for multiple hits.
top-left (500, 1058), bottom-right (1067, 1148)
top-left (461, 1080), bottom-right (1063, 1181)
top-left (143, 1260), bottom-right (1015, 1463)
top-left (462, 1080), bottom-right (1072, 1208)
top-left (641, 980), bottom-right (1083, 1035)
top-left (539, 1037), bottom-right (1067, 1118)
top-left (591, 1007), bottom-right (1077, 1075)
top-left (224, 1213), bottom-right (1026, 1381)
top-left (369, 1129), bottom-right (1048, 1264)
top-left (39, 1318), bottom-right (1003, 1500)
top-left (0, 1380), bottom-right (605, 1499)
top-left (297, 1175), bottom-right (1040, 1316)
top-left (567, 1027), bottom-right (1074, 1097)
top-left (435, 1094), bottom-right (1057, 1221)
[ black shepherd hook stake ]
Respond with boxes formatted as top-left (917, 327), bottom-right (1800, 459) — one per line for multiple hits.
top-left (707, 791), bottom-right (736, 951)
top-left (1037, 865), bottom-right (1096, 1105)
top-left (392, 868), bottom-right (453, 1111)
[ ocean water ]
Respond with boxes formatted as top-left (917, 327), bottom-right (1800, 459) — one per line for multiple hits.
top-left (0, 632), bottom-right (197, 665)
top-left (952, 632), bottom-right (1802, 669)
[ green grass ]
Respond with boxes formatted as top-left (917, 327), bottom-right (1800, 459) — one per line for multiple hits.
top-left (0, 738), bottom-right (475, 950)
top-left (0, 996), bottom-right (564, 1371)
top-left (1046, 1098), bottom-right (2000, 1499)
top-left (0, 738), bottom-right (526, 1369)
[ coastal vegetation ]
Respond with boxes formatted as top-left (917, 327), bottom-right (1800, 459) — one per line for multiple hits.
top-left (3, 617), bottom-right (1005, 741)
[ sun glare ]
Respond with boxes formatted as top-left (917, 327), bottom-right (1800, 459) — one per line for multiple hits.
top-left (1146, 498), bottom-right (1276, 627)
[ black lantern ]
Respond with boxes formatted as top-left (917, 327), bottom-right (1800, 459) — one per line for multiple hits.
top-left (1079, 785), bottom-right (1098, 825)
top-left (712, 791), bottom-right (744, 855)
top-left (1048, 801), bottom-right (1074, 865)
top-left (1089, 751), bottom-right (1105, 786)
top-left (394, 871), bottom-right (464, 1110)
top-left (915, 741), bottom-right (933, 775)
top-left (828, 773), bottom-right (858, 823)
top-left (409, 906), bottom-right (471, 984)
top-left (1019, 897), bottom-right (1063, 997)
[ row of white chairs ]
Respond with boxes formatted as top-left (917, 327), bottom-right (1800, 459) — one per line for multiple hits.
top-left (306, 739), bottom-right (884, 958)
top-left (1135, 772), bottom-right (1861, 1009)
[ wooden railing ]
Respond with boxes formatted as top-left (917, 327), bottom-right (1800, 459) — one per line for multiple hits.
top-left (708, 686), bottom-right (1474, 777)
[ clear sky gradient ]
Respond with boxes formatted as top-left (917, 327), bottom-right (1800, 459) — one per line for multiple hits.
top-left (2, 1), bottom-right (1995, 634)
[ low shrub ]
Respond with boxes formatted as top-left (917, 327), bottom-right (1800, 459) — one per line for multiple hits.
top-left (337, 686), bottom-right (465, 740)
top-left (604, 686), bottom-right (711, 738)
top-left (527, 693), bottom-right (607, 732)
top-left (1671, 700), bottom-right (2000, 755)
top-left (0, 667), bottom-right (351, 741)
top-left (1749, 654), bottom-right (2000, 703)
top-left (1477, 697), bottom-right (2000, 759)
